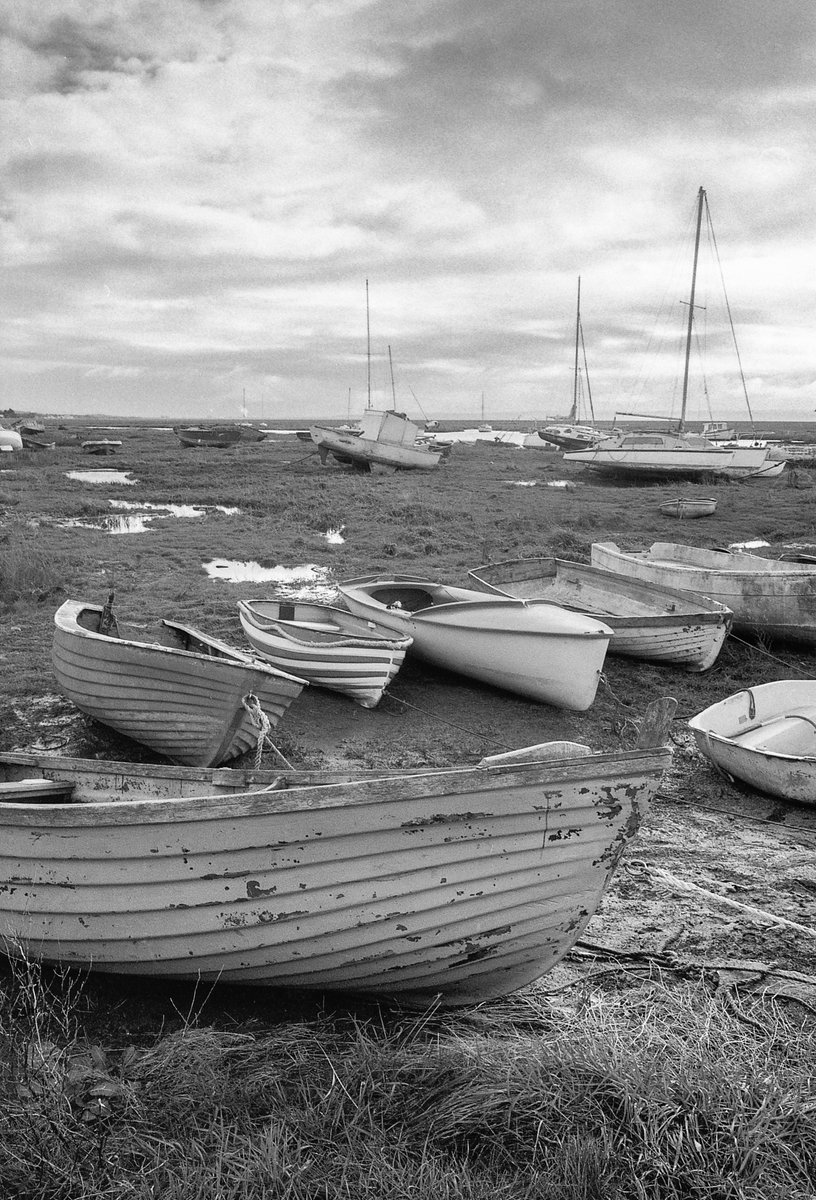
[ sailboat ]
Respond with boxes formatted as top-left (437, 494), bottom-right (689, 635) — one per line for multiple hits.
top-left (309, 282), bottom-right (442, 471)
top-left (564, 189), bottom-right (785, 480)
top-left (541, 277), bottom-right (601, 451)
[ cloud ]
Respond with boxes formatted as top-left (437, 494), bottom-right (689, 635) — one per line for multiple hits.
top-left (0, 0), bottom-right (815, 417)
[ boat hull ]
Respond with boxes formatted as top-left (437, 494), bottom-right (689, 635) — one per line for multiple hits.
top-left (0, 743), bottom-right (670, 1006)
top-left (52, 601), bottom-right (306, 766)
top-left (238, 600), bottom-right (411, 707)
top-left (468, 557), bottom-right (731, 672)
top-left (592, 541), bottom-right (816, 645)
top-left (338, 576), bottom-right (612, 709)
top-left (658, 498), bottom-right (717, 518)
top-left (174, 426), bottom-right (242, 448)
top-left (689, 680), bottom-right (816, 806)
top-left (565, 442), bottom-right (785, 479)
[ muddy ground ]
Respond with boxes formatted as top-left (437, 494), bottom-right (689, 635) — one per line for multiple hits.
top-left (1, 420), bottom-right (815, 1025)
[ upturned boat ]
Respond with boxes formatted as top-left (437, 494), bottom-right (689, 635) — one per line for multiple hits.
top-left (0, 700), bottom-right (674, 1006)
top-left (591, 541), bottom-right (816, 645)
top-left (468, 557), bottom-right (731, 672)
top-left (337, 575), bottom-right (612, 709)
top-left (689, 681), bottom-right (816, 806)
top-left (238, 598), bottom-right (412, 707)
top-left (52, 597), bottom-right (307, 766)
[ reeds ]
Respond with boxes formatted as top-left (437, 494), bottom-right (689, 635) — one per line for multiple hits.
top-left (0, 522), bottom-right (67, 606)
top-left (1, 958), bottom-right (813, 1200)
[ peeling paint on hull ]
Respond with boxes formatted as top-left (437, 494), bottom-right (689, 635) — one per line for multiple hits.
top-left (0, 743), bottom-right (670, 1007)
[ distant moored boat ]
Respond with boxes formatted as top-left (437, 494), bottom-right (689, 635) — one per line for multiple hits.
top-left (174, 425), bottom-right (243, 448)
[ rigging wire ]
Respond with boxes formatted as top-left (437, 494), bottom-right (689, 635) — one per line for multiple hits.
top-left (703, 193), bottom-right (756, 429)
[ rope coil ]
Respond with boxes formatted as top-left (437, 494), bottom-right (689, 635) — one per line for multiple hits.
top-left (241, 693), bottom-right (295, 770)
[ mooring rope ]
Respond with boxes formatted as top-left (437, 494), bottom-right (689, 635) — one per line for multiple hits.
top-left (381, 688), bottom-right (513, 750)
top-left (728, 631), bottom-right (814, 678)
top-left (241, 693), bottom-right (295, 770)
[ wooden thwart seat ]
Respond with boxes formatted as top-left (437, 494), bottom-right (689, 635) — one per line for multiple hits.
top-left (0, 779), bottom-right (76, 803)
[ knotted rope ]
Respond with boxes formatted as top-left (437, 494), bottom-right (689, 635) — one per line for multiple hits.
top-left (241, 693), bottom-right (295, 770)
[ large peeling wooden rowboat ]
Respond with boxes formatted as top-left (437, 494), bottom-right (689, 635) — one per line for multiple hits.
top-left (591, 540), bottom-right (816, 645)
top-left (688, 681), bottom-right (816, 806)
top-left (467, 556), bottom-right (731, 672)
top-left (52, 598), bottom-right (307, 767)
top-left (338, 575), bottom-right (613, 710)
top-left (238, 598), bottom-right (411, 707)
top-left (0, 700), bottom-right (674, 1007)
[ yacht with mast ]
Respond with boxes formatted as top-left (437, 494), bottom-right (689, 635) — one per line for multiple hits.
top-left (564, 189), bottom-right (784, 480)
top-left (541, 277), bottom-right (602, 451)
top-left (309, 281), bottom-right (442, 471)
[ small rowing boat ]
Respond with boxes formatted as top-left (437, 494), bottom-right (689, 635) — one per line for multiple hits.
top-left (468, 556), bottom-right (731, 672)
top-left (338, 574), bottom-right (612, 709)
top-left (238, 598), bottom-right (412, 707)
top-left (688, 681), bottom-right (816, 806)
top-left (174, 425), bottom-right (243, 448)
top-left (52, 596), bottom-right (307, 766)
top-left (658, 497), bottom-right (717, 519)
top-left (591, 540), bottom-right (816, 645)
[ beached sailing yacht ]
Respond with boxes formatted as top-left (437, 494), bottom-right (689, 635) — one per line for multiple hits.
top-left (564, 189), bottom-right (784, 480)
top-left (541, 277), bottom-right (602, 451)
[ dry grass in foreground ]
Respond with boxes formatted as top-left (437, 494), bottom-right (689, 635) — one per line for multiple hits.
top-left (0, 957), bottom-right (813, 1200)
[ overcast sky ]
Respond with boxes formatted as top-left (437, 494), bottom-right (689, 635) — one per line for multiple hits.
top-left (2, 1), bottom-right (815, 422)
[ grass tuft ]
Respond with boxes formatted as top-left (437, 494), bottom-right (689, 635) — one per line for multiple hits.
top-left (1, 960), bottom-right (813, 1199)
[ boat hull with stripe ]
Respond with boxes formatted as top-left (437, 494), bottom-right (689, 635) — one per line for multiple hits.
top-left (52, 600), bottom-right (306, 766)
top-left (468, 557), bottom-right (731, 672)
top-left (238, 599), bottom-right (411, 707)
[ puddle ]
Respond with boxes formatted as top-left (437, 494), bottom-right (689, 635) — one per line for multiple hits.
top-left (66, 470), bottom-right (137, 485)
top-left (60, 515), bottom-right (154, 534)
top-left (109, 500), bottom-right (241, 518)
top-left (203, 560), bottom-right (335, 600)
top-left (546, 480), bottom-right (577, 489)
top-left (322, 527), bottom-right (346, 545)
top-left (49, 499), bottom-right (244, 535)
top-left (511, 481), bottom-right (537, 488)
top-left (727, 539), bottom-right (771, 551)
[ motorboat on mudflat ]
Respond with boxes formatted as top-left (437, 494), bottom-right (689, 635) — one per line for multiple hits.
top-left (310, 409), bottom-right (442, 471)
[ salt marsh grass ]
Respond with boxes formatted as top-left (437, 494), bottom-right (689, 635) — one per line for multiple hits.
top-left (1, 959), bottom-right (813, 1199)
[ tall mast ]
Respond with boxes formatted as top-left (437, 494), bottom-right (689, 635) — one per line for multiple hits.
top-left (571, 276), bottom-right (581, 423)
top-left (388, 345), bottom-right (396, 408)
top-left (680, 187), bottom-right (705, 432)
top-left (365, 278), bottom-right (371, 410)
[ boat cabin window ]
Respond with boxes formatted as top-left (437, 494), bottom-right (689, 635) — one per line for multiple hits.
top-left (620, 436), bottom-right (664, 448)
